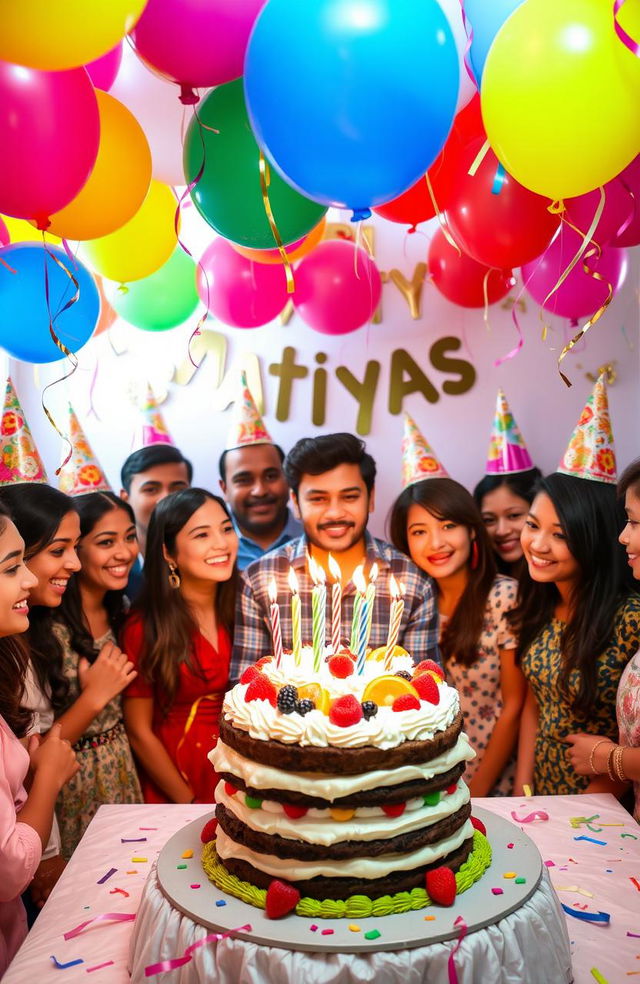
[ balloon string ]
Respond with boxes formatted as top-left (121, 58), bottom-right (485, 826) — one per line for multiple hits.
top-left (495, 276), bottom-right (525, 366)
top-left (557, 246), bottom-right (614, 386)
top-left (482, 269), bottom-right (491, 330)
top-left (541, 187), bottom-right (605, 310)
top-left (258, 152), bottom-right (295, 294)
top-left (425, 173), bottom-right (461, 255)
top-left (458, 1), bottom-right (478, 86)
top-left (614, 0), bottom-right (640, 55)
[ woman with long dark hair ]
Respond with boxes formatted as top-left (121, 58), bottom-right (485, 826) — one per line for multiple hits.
top-left (123, 488), bottom-right (238, 804)
top-left (390, 478), bottom-right (526, 796)
top-left (473, 470), bottom-right (541, 576)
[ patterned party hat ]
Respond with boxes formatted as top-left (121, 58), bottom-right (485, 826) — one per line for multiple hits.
top-left (136, 384), bottom-right (174, 449)
top-left (226, 370), bottom-right (272, 450)
top-left (58, 405), bottom-right (112, 496)
top-left (0, 378), bottom-right (48, 486)
top-left (485, 389), bottom-right (534, 475)
top-left (401, 412), bottom-right (449, 488)
top-left (557, 374), bottom-right (616, 484)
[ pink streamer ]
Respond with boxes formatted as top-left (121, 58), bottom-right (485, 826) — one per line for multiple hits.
top-left (510, 810), bottom-right (549, 823)
top-left (144, 923), bottom-right (252, 977)
top-left (457, 2), bottom-right (478, 87)
top-left (614, 0), bottom-right (640, 56)
top-left (447, 915), bottom-right (467, 984)
top-left (86, 961), bottom-right (115, 973)
top-left (64, 913), bottom-right (136, 941)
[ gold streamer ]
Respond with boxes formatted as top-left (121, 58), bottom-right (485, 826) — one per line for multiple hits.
top-left (258, 152), bottom-right (295, 294)
top-left (482, 269), bottom-right (492, 330)
top-left (467, 138), bottom-right (490, 177)
top-left (542, 187), bottom-right (606, 310)
top-left (176, 693), bottom-right (224, 785)
top-left (425, 173), bottom-right (461, 255)
top-left (557, 243), bottom-right (614, 387)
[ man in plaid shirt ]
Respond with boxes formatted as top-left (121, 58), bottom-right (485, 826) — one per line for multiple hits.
top-left (231, 433), bottom-right (439, 681)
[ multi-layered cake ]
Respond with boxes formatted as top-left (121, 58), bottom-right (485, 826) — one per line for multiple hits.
top-left (204, 647), bottom-right (491, 918)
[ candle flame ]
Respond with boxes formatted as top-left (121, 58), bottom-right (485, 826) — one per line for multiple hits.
top-left (369, 562), bottom-right (379, 583)
top-left (353, 564), bottom-right (366, 594)
top-left (268, 576), bottom-right (278, 604)
top-left (308, 554), bottom-right (326, 586)
top-left (389, 574), bottom-right (400, 600)
top-left (287, 566), bottom-right (299, 594)
top-left (327, 553), bottom-right (341, 582)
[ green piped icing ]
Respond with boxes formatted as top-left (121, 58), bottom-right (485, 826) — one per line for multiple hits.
top-left (201, 830), bottom-right (492, 919)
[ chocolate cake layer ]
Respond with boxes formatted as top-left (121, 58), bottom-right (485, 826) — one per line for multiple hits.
top-left (218, 710), bottom-right (463, 775)
top-left (217, 761), bottom-right (466, 809)
top-left (217, 835), bottom-right (475, 899)
top-left (216, 801), bottom-right (471, 862)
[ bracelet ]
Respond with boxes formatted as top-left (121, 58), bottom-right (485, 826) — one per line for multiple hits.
top-left (606, 745), bottom-right (618, 782)
top-left (613, 745), bottom-right (628, 783)
top-left (589, 738), bottom-right (614, 775)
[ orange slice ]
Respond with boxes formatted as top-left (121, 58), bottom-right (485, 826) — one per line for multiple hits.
top-left (361, 675), bottom-right (420, 707)
top-left (298, 682), bottom-right (331, 714)
top-left (367, 644), bottom-right (409, 663)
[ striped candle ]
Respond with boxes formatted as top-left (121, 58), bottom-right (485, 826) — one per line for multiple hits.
top-left (288, 566), bottom-right (302, 663)
top-left (349, 564), bottom-right (365, 652)
top-left (353, 566), bottom-right (368, 674)
top-left (328, 554), bottom-right (342, 653)
top-left (309, 556), bottom-right (326, 673)
top-left (267, 577), bottom-right (283, 668)
top-left (384, 576), bottom-right (405, 669)
top-left (363, 562), bottom-right (379, 652)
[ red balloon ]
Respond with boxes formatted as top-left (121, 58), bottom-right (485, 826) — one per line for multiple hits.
top-left (428, 228), bottom-right (514, 308)
top-left (293, 240), bottom-right (381, 335)
top-left (443, 138), bottom-right (559, 268)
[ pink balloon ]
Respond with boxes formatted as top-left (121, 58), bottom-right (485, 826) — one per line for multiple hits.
top-left (85, 43), bottom-right (123, 91)
top-left (522, 226), bottom-right (627, 320)
top-left (565, 177), bottom-right (634, 246)
top-left (293, 240), bottom-right (382, 335)
top-left (0, 61), bottom-right (99, 228)
top-left (133, 0), bottom-right (267, 102)
top-left (197, 238), bottom-right (288, 328)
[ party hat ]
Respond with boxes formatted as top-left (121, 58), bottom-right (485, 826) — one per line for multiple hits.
top-left (136, 384), bottom-right (174, 449)
top-left (485, 389), bottom-right (534, 475)
top-left (226, 370), bottom-right (272, 450)
top-left (58, 405), bottom-right (112, 496)
top-left (557, 373), bottom-right (616, 483)
top-left (0, 378), bottom-right (48, 486)
top-left (401, 412), bottom-right (449, 488)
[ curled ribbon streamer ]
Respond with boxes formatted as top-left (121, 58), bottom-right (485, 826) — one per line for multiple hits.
top-left (447, 915), bottom-right (467, 984)
top-left (467, 139), bottom-right (490, 177)
top-left (541, 187), bottom-right (605, 311)
top-left (560, 903), bottom-right (610, 924)
top-left (176, 692), bottom-right (224, 786)
top-left (425, 173), bottom-right (461, 255)
top-left (482, 269), bottom-right (491, 330)
top-left (495, 276), bottom-right (525, 367)
top-left (144, 923), bottom-right (252, 976)
top-left (0, 256), bottom-right (17, 274)
top-left (557, 241), bottom-right (614, 386)
top-left (63, 912), bottom-right (136, 941)
top-left (458, 1), bottom-right (478, 86)
top-left (258, 153), bottom-right (295, 294)
top-left (614, 0), bottom-right (640, 55)
top-left (491, 163), bottom-right (507, 195)
top-left (510, 809), bottom-right (549, 823)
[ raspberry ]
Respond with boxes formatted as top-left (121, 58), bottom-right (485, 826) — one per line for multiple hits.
top-left (240, 665), bottom-right (261, 685)
top-left (296, 698), bottom-right (315, 715)
top-left (244, 675), bottom-right (277, 707)
top-left (413, 673), bottom-right (440, 704)
top-left (265, 879), bottom-right (300, 919)
top-left (394, 670), bottom-right (413, 681)
top-left (255, 656), bottom-right (274, 668)
top-left (328, 694), bottom-right (363, 728)
top-left (392, 694), bottom-right (420, 712)
top-left (327, 654), bottom-right (354, 679)
top-left (200, 817), bottom-right (218, 843)
top-left (283, 803), bottom-right (309, 819)
top-left (414, 659), bottom-right (444, 679)
top-left (277, 685), bottom-right (298, 714)
top-left (426, 866), bottom-right (456, 906)
top-left (382, 802), bottom-right (406, 818)
top-left (470, 815), bottom-right (487, 836)
top-left (361, 700), bottom-right (378, 720)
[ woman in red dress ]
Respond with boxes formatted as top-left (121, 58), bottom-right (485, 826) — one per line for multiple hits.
top-left (122, 489), bottom-right (237, 804)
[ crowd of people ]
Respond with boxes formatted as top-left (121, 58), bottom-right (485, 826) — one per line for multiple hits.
top-left (1, 371), bottom-right (639, 974)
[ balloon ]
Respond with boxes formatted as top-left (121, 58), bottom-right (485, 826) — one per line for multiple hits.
top-left (522, 227), bottom-right (628, 320)
top-left (0, 215), bottom-right (60, 246)
top-left (293, 241), bottom-right (382, 335)
top-left (0, 244), bottom-right (99, 363)
top-left (133, 0), bottom-right (266, 102)
top-left (196, 239), bottom-right (288, 329)
top-left (183, 80), bottom-right (326, 249)
top-left (482, 0), bottom-right (640, 200)
top-left (565, 178), bottom-right (634, 248)
top-left (231, 219), bottom-right (326, 265)
top-left (612, 155), bottom-right (640, 246)
top-left (462, 0), bottom-right (524, 84)
top-left (47, 91), bottom-right (152, 241)
top-left (437, 0), bottom-right (477, 112)
top-left (0, 1), bottom-right (147, 70)
top-left (105, 247), bottom-right (198, 331)
top-left (81, 180), bottom-right (178, 283)
top-left (85, 43), bottom-right (123, 91)
top-left (443, 138), bottom-right (560, 268)
top-left (0, 61), bottom-right (100, 227)
top-left (245, 0), bottom-right (460, 212)
top-left (428, 229), bottom-right (514, 308)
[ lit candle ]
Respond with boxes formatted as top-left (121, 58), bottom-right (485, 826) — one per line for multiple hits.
top-left (288, 566), bottom-right (302, 664)
top-left (328, 553), bottom-right (342, 654)
top-left (308, 556), bottom-right (326, 673)
top-left (363, 562), bottom-right (378, 652)
top-left (384, 576), bottom-right (405, 669)
top-left (268, 576), bottom-right (283, 668)
top-left (353, 566), bottom-right (369, 675)
top-left (349, 563), bottom-right (365, 652)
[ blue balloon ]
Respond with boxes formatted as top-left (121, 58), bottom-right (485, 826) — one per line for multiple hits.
top-left (244, 0), bottom-right (459, 215)
top-left (0, 244), bottom-right (99, 364)
top-left (464, 0), bottom-right (524, 85)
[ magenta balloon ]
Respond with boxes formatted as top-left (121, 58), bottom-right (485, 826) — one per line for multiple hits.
top-left (0, 61), bottom-right (99, 227)
top-left (612, 154), bottom-right (640, 247)
top-left (85, 43), bottom-right (123, 91)
top-left (565, 178), bottom-right (634, 246)
top-left (196, 238), bottom-right (288, 328)
top-left (133, 0), bottom-right (267, 99)
top-left (522, 227), bottom-right (628, 320)
top-left (293, 240), bottom-right (382, 335)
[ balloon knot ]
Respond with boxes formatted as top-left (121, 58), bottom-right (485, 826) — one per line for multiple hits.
top-left (408, 225), bottom-right (417, 235)
top-left (36, 215), bottom-right (51, 232)
top-left (350, 208), bottom-right (372, 222)
top-left (179, 85), bottom-right (200, 106)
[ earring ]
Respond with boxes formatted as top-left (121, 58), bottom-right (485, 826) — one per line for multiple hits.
top-left (167, 561), bottom-right (181, 589)
top-left (470, 540), bottom-right (479, 571)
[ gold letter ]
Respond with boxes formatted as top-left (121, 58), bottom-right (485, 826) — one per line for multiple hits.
top-left (388, 262), bottom-right (427, 320)
top-left (269, 347), bottom-right (309, 421)
top-left (388, 349), bottom-right (439, 414)
top-left (429, 337), bottom-right (476, 395)
top-left (335, 362), bottom-right (380, 436)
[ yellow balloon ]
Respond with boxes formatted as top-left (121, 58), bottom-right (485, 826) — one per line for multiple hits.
top-left (0, 1), bottom-right (148, 70)
top-left (48, 92), bottom-right (152, 241)
top-left (81, 181), bottom-right (178, 283)
top-left (1, 215), bottom-right (61, 246)
top-left (481, 0), bottom-right (640, 200)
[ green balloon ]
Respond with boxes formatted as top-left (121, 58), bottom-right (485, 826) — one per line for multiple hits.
top-left (183, 79), bottom-right (326, 249)
top-left (106, 247), bottom-right (198, 332)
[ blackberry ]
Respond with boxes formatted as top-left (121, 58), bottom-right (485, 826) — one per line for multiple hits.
top-left (277, 685), bottom-right (298, 714)
top-left (394, 670), bottom-right (412, 681)
top-left (296, 698), bottom-right (315, 715)
top-left (361, 700), bottom-right (378, 720)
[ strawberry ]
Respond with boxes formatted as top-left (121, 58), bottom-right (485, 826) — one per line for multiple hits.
top-left (446, 783), bottom-right (458, 795)
top-left (425, 866), bottom-right (457, 907)
top-left (255, 656), bottom-right (274, 669)
top-left (329, 694), bottom-right (363, 727)
top-left (283, 803), bottom-right (309, 820)
top-left (200, 817), bottom-right (218, 843)
top-left (392, 694), bottom-right (420, 712)
top-left (327, 654), bottom-right (354, 679)
top-left (413, 673), bottom-right (440, 705)
top-left (382, 802), bottom-right (406, 818)
top-left (265, 879), bottom-right (300, 919)
top-left (244, 675), bottom-right (277, 707)
top-left (224, 781), bottom-right (237, 797)
top-left (240, 665), bottom-right (262, 685)
top-left (414, 659), bottom-right (444, 679)
top-left (470, 815), bottom-right (487, 836)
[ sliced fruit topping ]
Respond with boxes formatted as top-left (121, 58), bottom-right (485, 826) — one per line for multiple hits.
top-left (361, 700), bottom-right (378, 720)
top-left (367, 644), bottom-right (409, 663)
top-left (283, 804), bottom-right (308, 820)
top-left (425, 866), bottom-right (456, 907)
top-left (392, 694), bottom-right (421, 712)
top-left (298, 682), bottom-right (331, 714)
top-left (200, 817), bottom-right (218, 843)
top-left (327, 654), bottom-right (354, 678)
top-left (265, 879), bottom-right (300, 919)
top-left (414, 659), bottom-right (444, 680)
top-left (328, 694), bottom-right (363, 728)
top-left (255, 656), bottom-right (274, 668)
top-left (382, 802), bottom-right (406, 818)
top-left (277, 684), bottom-right (298, 714)
top-left (413, 673), bottom-right (441, 705)
top-left (361, 674), bottom-right (420, 707)
top-left (244, 675), bottom-right (277, 707)
top-left (240, 665), bottom-right (262, 685)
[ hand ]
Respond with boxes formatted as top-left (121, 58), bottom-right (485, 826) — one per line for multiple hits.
top-left (564, 732), bottom-right (614, 776)
top-left (30, 723), bottom-right (79, 789)
top-left (29, 854), bottom-right (66, 908)
top-left (80, 641), bottom-right (137, 706)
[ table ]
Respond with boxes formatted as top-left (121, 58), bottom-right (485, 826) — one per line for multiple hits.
top-left (4, 795), bottom-right (639, 983)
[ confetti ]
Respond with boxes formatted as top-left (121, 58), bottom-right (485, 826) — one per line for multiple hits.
top-left (554, 885), bottom-right (594, 898)
top-left (522, 785), bottom-right (532, 797)
top-left (574, 836), bottom-right (607, 846)
top-left (364, 929), bottom-right (381, 940)
top-left (622, 833), bottom-right (638, 840)
top-left (515, 877), bottom-right (526, 885)
top-left (131, 857), bottom-right (148, 863)
top-left (321, 929), bottom-right (334, 936)
top-left (121, 837), bottom-right (147, 843)
top-left (109, 888), bottom-right (130, 898)
top-left (424, 915), bottom-right (436, 921)
top-left (507, 843), bottom-right (514, 849)
top-left (177, 864), bottom-right (188, 870)
top-left (630, 878), bottom-right (640, 892)
top-left (561, 904), bottom-right (610, 924)
top-left (126, 871), bottom-right (138, 875)
top-left (348, 924), bottom-right (360, 932)
top-left (87, 962), bottom-right (115, 973)
top-left (503, 872), bottom-right (516, 879)
top-left (511, 810), bottom-right (549, 823)
top-left (190, 884), bottom-right (201, 889)
top-left (310, 925), bottom-right (318, 932)
top-left (544, 860), bottom-right (555, 868)
top-left (96, 868), bottom-right (117, 885)
top-left (491, 888), bottom-right (504, 896)
top-left (139, 826), bottom-right (157, 830)
top-left (51, 956), bottom-right (84, 969)
top-left (64, 913), bottom-right (136, 941)
top-left (590, 969), bottom-right (609, 984)
top-left (181, 850), bottom-right (194, 859)
top-left (627, 932), bottom-right (640, 938)
top-left (215, 900), bottom-right (226, 907)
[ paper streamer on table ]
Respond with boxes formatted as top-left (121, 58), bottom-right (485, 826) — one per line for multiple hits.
top-left (144, 923), bottom-right (252, 976)
top-left (560, 903), bottom-right (610, 924)
top-left (510, 810), bottom-right (549, 823)
top-left (447, 915), bottom-right (467, 984)
top-left (63, 912), bottom-right (136, 941)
